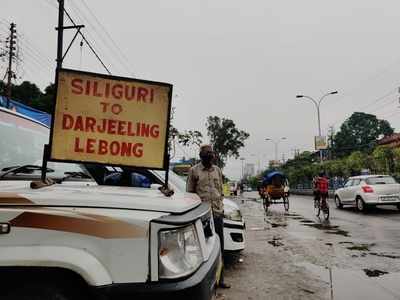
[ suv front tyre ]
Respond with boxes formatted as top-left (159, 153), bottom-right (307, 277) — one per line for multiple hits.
top-left (5, 284), bottom-right (82, 300)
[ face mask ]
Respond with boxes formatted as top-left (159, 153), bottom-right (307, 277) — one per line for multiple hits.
top-left (200, 152), bottom-right (214, 165)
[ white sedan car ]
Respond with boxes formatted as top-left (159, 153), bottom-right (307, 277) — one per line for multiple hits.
top-left (334, 175), bottom-right (400, 212)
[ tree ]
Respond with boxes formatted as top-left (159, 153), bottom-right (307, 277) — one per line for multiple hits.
top-left (206, 116), bottom-right (250, 168)
top-left (178, 130), bottom-right (203, 148)
top-left (32, 83), bottom-right (55, 113)
top-left (11, 81), bottom-right (42, 106)
top-left (333, 112), bottom-right (393, 157)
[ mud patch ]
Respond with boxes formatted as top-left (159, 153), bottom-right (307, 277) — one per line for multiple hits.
top-left (363, 269), bottom-right (388, 277)
top-left (347, 245), bottom-right (370, 251)
top-left (338, 241), bottom-right (353, 245)
top-left (369, 252), bottom-right (400, 259)
top-left (302, 223), bottom-right (351, 237)
top-left (268, 236), bottom-right (284, 247)
top-left (300, 219), bottom-right (314, 224)
top-left (270, 222), bottom-right (287, 228)
top-left (347, 243), bottom-right (375, 251)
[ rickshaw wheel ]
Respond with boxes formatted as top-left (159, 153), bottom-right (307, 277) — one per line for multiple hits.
top-left (283, 196), bottom-right (289, 211)
top-left (263, 196), bottom-right (270, 214)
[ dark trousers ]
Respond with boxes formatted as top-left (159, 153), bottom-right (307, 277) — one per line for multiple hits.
top-left (213, 215), bottom-right (225, 284)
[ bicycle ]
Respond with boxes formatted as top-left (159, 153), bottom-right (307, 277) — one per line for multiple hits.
top-left (314, 193), bottom-right (329, 220)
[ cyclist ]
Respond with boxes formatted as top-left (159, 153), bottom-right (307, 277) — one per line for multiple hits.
top-left (314, 171), bottom-right (329, 209)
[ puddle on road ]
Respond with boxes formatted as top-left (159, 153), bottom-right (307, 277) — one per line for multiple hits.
top-left (302, 222), bottom-right (351, 237)
top-left (297, 262), bottom-right (400, 300)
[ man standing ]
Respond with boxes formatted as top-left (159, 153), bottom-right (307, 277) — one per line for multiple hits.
top-left (187, 144), bottom-right (231, 290)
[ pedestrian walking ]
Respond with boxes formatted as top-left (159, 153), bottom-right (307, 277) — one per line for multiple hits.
top-left (187, 144), bottom-right (231, 290)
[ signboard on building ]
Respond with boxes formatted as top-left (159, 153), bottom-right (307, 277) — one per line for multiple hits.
top-left (49, 69), bottom-right (172, 169)
top-left (314, 136), bottom-right (328, 150)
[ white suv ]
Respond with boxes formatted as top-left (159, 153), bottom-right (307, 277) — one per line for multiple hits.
top-left (334, 175), bottom-right (400, 212)
top-left (0, 107), bottom-right (221, 300)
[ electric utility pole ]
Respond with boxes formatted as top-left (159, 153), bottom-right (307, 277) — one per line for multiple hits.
top-left (6, 22), bottom-right (17, 108)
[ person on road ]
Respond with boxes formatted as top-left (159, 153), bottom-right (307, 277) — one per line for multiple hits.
top-left (314, 171), bottom-right (329, 208)
top-left (187, 144), bottom-right (231, 290)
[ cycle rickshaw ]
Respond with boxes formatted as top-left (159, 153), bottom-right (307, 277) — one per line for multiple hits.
top-left (260, 171), bottom-right (290, 213)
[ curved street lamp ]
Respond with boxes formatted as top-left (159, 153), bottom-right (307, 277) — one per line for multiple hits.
top-left (296, 91), bottom-right (338, 162)
top-left (265, 137), bottom-right (287, 163)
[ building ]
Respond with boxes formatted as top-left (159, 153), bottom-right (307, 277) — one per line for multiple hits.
top-left (244, 163), bottom-right (255, 177)
top-left (377, 133), bottom-right (400, 148)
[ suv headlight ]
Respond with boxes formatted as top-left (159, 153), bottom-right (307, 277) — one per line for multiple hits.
top-left (224, 208), bottom-right (243, 222)
top-left (158, 224), bottom-right (203, 279)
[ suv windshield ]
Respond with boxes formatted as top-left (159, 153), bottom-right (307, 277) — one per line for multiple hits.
top-left (366, 176), bottom-right (397, 185)
top-left (0, 109), bottom-right (90, 179)
top-left (155, 170), bottom-right (187, 192)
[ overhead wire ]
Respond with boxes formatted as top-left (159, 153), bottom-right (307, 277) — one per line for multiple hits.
top-left (78, 0), bottom-right (135, 76)
top-left (63, 7), bottom-right (112, 74)
top-left (67, 0), bottom-right (123, 74)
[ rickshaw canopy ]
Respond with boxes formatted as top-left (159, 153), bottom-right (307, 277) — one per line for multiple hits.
top-left (262, 171), bottom-right (286, 185)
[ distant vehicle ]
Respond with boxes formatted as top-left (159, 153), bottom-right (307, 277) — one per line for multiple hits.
top-left (334, 175), bottom-right (400, 212)
top-left (229, 181), bottom-right (239, 196)
top-left (246, 186), bottom-right (252, 192)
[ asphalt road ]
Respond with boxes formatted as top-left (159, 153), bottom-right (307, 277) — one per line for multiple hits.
top-left (222, 193), bottom-right (400, 300)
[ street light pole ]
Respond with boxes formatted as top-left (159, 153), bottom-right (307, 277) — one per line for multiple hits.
top-left (240, 157), bottom-right (245, 181)
top-left (296, 91), bottom-right (338, 163)
top-left (266, 137), bottom-right (287, 165)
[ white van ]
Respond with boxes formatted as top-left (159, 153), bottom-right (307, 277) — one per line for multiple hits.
top-left (0, 107), bottom-right (221, 300)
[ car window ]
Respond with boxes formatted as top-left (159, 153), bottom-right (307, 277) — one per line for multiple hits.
top-left (352, 179), bottom-right (361, 186)
top-left (366, 176), bottom-right (397, 185)
top-left (0, 109), bottom-right (91, 179)
top-left (344, 180), bottom-right (353, 187)
top-left (104, 171), bottom-right (153, 188)
top-left (154, 170), bottom-right (187, 192)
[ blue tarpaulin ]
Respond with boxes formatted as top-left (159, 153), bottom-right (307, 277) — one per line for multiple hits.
top-left (262, 171), bottom-right (285, 185)
top-left (0, 96), bottom-right (51, 127)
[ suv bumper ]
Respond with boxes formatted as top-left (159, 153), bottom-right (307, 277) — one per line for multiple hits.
top-left (94, 238), bottom-right (222, 300)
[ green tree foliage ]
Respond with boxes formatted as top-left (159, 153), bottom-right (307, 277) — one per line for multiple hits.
top-left (178, 130), bottom-right (203, 147)
top-left (333, 112), bottom-right (393, 157)
top-left (206, 116), bottom-right (250, 168)
top-left (1, 80), bottom-right (55, 113)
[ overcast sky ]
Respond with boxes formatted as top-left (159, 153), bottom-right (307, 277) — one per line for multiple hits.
top-left (2, 0), bottom-right (400, 179)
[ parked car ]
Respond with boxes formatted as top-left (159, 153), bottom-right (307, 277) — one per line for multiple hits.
top-left (160, 172), bottom-right (246, 253)
top-left (0, 106), bottom-right (222, 300)
top-left (334, 175), bottom-right (400, 212)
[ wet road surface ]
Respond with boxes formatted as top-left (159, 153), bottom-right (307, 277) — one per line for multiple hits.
top-left (223, 193), bottom-right (400, 300)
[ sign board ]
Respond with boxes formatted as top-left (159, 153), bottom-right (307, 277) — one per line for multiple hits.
top-left (50, 69), bottom-right (172, 169)
top-left (314, 136), bottom-right (328, 150)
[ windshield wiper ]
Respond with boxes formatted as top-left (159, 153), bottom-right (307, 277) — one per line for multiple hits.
top-left (56, 171), bottom-right (92, 184)
top-left (0, 165), bottom-right (55, 179)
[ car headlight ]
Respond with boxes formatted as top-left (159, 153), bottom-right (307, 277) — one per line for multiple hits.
top-left (224, 209), bottom-right (243, 222)
top-left (158, 224), bottom-right (203, 279)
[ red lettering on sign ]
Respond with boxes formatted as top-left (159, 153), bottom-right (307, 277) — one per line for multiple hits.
top-left (117, 121), bottom-right (126, 135)
top-left (150, 125), bottom-right (160, 138)
top-left (133, 143), bottom-right (144, 157)
top-left (108, 120), bottom-right (117, 134)
top-left (97, 119), bottom-right (106, 133)
top-left (74, 116), bottom-right (84, 131)
top-left (137, 87), bottom-right (148, 102)
top-left (62, 114), bottom-right (74, 130)
top-left (125, 86), bottom-right (136, 100)
top-left (140, 123), bottom-right (150, 137)
top-left (110, 141), bottom-right (120, 155)
top-left (98, 139), bottom-right (108, 155)
top-left (71, 79), bottom-right (83, 94)
top-left (74, 137), bottom-right (84, 152)
top-left (93, 81), bottom-right (102, 97)
top-left (86, 138), bottom-right (96, 153)
top-left (112, 84), bottom-right (123, 99)
top-left (85, 80), bottom-right (91, 96)
top-left (85, 117), bottom-right (96, 132)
